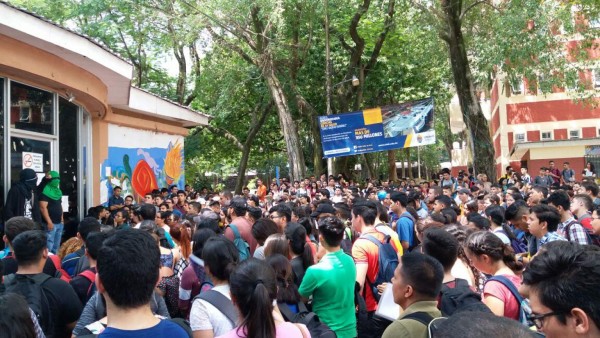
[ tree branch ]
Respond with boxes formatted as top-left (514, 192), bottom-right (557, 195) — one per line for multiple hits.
top-left (207, 26), bottom-right (257, 66)
top-left (364, 0), bottom-right (396, 77)
top-left (197, 125), bottom-right (244, 151)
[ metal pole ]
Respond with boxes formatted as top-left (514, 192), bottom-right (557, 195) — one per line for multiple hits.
top-left (325, 0), bottom-right (334, 177)
top-left (418, 146), bottom-right (421, 179)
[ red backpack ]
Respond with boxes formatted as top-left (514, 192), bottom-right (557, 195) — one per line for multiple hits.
top-left (48, 255), bottom-right (72, 283)
top-left (78, 269), bottom-right (97, 299)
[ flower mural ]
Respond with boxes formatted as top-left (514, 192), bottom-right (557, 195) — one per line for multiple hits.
top-left (100, 126), bottom-right (185, 204)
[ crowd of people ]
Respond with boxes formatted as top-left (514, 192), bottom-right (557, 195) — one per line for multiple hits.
top-left (1, 161), bottom-right (600, 338)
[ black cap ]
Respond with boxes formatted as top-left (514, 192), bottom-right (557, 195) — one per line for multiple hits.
top-left (310, 203), bottom-right (336, 217)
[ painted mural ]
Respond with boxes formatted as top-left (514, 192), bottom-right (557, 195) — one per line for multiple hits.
top-left (101, 124), bottom-right (184, 204)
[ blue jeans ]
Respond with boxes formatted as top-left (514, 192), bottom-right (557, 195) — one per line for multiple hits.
top-left (46, 222), bottom-right (64, 254)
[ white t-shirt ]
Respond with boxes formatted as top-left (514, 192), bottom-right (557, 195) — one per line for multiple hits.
top-left (190, 285), bottom-right (235, 335)
top-left (492, 228), bottom-right (511, 245)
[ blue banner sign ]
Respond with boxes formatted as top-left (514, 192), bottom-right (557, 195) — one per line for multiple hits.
top-left (319, 97), bottom-right (436, 158)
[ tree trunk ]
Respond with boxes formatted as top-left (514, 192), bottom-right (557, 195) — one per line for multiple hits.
top-left (235, 144), bottom-right (252, 195)
top-left (388, 150), bottom-right (397, 182)
top-left (363, 154), bottom-right (376, 179)
top-left (262, 58), bottom-right (306, 181)
top-left (441, 0), bottom-right (496, 179)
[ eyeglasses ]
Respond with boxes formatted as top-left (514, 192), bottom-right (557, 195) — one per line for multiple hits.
top-left (527, 311), bottom-right (562, 330)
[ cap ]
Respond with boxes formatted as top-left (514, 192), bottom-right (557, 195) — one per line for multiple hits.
top-left (310, 203), bottom-right (336, 217)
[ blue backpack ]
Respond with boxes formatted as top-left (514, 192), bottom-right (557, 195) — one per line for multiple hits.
top-left (485, 276), bottom-right (531, 327)
top-left (227, 224), bottom-right (250, 261)
top-left (362, 234), bottom-right (398, 302)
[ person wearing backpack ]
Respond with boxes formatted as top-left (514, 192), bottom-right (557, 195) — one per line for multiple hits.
top-left (465, 231), bottom-right (525, 321)
top-left (190, 236), bottom-right (239, 337)
top-left (548, 190), bottom-right (591, 245)
top-left (2, 217), bottom-right (59, 277)
top-left (61, 217), bottom-right (101, 277)
top-left (485, 205), bottom-right (528, 254)
top-left (224, 197), bottom-right (255, 259)
top-left (382, 252), bottom-right (444, 338)
top-left (218, 258), bottom-right (310, 338)
top-left (390, 192), bottom-right (416, 251)
top-left (421, 228), bottom-right (491, 316)
top-left (299, 216), bottom-right (357, 338)
top-left (527, 204), bottom-right (567, 248)
top-left (3, 230), bottom-right (82, 338)
top-left (352, 201), bottom-right (400, 338)
top-left (69, 232), bottom-right (107, 306)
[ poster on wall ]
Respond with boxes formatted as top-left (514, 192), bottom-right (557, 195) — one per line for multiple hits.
top-left (101, 125), bottom-right (185, 204)
top-left (22, 152), bottom-right (44, 172)
top-left (318, 97), bottom-right (435, 158)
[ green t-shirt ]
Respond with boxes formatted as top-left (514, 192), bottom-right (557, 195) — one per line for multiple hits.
top-left (298, 250), bottom-right (357, 338)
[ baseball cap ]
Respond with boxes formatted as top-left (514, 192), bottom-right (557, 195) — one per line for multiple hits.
top-left (310, 203), bottom-right (336, 218)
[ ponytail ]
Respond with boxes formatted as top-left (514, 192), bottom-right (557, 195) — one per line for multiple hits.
top-left (230, 259), bottom-right (278, 338)
top-left (240, 282), bottom-right (276, 338)
top-left (301, 242), bottom-right (314, 271)
top-left (502, 244), bottom-right (524, 273)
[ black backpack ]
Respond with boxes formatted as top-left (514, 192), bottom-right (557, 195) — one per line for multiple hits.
top-left (438, 279), bottom-right (492, 316)
top-left (278, 302), bottom-right (337, 338)
top-left (3, 273), bottom-right (54, 338)
top-left (361, 234), bottom-right (399, 302)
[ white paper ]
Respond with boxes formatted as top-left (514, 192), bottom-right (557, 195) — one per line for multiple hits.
top-left (61, 196), bottom-right (69, 212)
top-left (22, 152), bottom-right (44, 172)
top-left (375, 283), bottom-right (402, 321)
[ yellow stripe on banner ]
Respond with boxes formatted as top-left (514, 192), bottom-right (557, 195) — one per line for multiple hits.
top-left (363, 108), bottom-right (382, 125)
top-left (404, 134), bottom-right (413, 147)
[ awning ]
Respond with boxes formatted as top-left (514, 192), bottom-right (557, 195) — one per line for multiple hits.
top-left (510, 138), bottom-right (600, 160)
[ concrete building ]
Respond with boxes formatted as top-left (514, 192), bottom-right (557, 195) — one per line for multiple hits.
top-left (0, 2), bottom-right (209, 220)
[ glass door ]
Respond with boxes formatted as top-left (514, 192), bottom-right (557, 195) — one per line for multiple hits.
top-left (10, 136), bottom-right (53, 185)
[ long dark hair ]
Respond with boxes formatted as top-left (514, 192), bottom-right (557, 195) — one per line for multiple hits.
top-left (465, 231), bottom-right (524, 273)
top-left (266, 254), bottom-right (301, 304)
top-left (230, 259), bottom-right (277, 338)
top-left (285, 223), bottom-right (314, 270)
top-left (0, 293), bottom-right (36, 338)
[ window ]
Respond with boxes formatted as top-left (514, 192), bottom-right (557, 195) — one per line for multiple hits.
top-left (541, 131), bottom-right (553, 141)
top-left (515, 133), bottom-right (526, 143)
top-left (569, 129), bottom-right (581, 139)
top-left (593, 69), bottom-right (600, 89)
top-left (590, 18), bottom-right (600, 29)
top-left (510, 79), bottom-right (524, 95)
top-left (10, 81), bottom-right (54, 135)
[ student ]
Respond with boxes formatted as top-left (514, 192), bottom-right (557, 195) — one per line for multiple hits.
top-left (523, 242), bottom-right (600, 338)
top-left (95, 229), bottom-right (188, 337)
top-left (69, 231), bottom-right (107, 305)
top-left (391, 192), bottom-right (416, 251)
top-left (62, 217), bottom-right (101, 277)
top-left (3, 168), bottom-right (40, 223)
top-left (382, 252), bottom-right (444, 338)
top-left (0, 292), bottom-right (42, 338)
top-left (527, 204), bottom-right (567, 247)
top-left (2, 216), bottom-right (58, 277)
top-left (179, 230), bottom-right (214, 311)
top-left (465, 231), bottom-right (524, 320)
top-left (547, 190), bottom-right (590, 245)
top-left (352, 201), bottom-right (399, 338)
top-left (190, 237), bottom-right (239, 337)
top-left (299, 217), bottom-right (357, 338)
top-left (284, 222), bottom-right (314, 286)
top-left (4, 230), bottom-right (82, 338)
top-left (218, 258), bottom-right (310, 338)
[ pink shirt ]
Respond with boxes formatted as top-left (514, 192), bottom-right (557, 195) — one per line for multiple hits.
top-left (217, 322), bottom-right (310, 338)
top-left (483, 274), bottom-right (522, 320)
